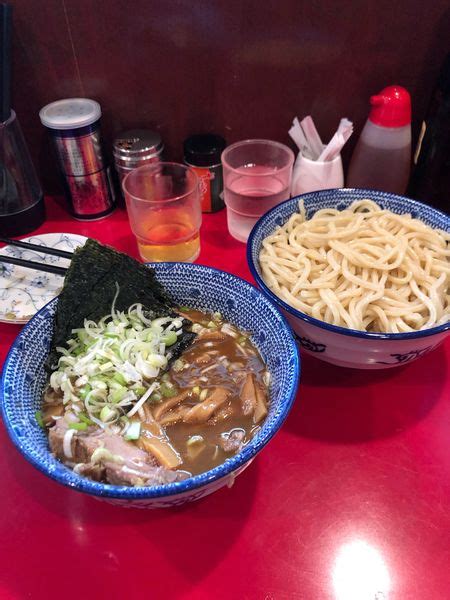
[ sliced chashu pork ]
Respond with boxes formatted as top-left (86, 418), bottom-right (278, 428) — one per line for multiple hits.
top-left (48, 419), bottom-right (186, 486)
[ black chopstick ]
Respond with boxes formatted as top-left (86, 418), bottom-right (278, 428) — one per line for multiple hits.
top-left (0, 236), bottom-right (74, 259)
top-left (0, 255), bottom-right (67, 275)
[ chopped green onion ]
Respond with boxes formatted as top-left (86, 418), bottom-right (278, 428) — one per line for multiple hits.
top-left (79, 384), bottom-right (92, 400)
top-left (69, 421), bottom-right (88, 431)
top-left (124, 421), bottom-right (141, 441)
top-left (161, 382), bottom-right (177, 398)
top-left (113, 373), bottom-right (127, 386)
top-left (207, 321), bottom-right (216, 329)
top-left (35, 410), bottom-right (45, 429)
top-left (76, 330), bottom-right (90, 344)
top-left (100, 406), bottom-right (116, 422)
top-left (109, 387), bottom-right (127, 403)
top-left (51, 304), bottom-right (187, 423)
top-left (108, 379), bottom-right (124, 390)
top-left (91, 379), bottom-right (107, 391)
top-left (147, 353), bottom-right (167, 368)
top-left (178, 305), bottom-right (190, 312)
top-left (149, 392), bottom-right (162, 403)
top-left (238, 335), bottom-right (247, 345)
top-left (78, 413), bottom-right (94, 425)
top-left (99, 361), bottom-right (114, 373)
top-left (172, 359), bottom-right (185, 372)
top-left (161, 331), bottom-right (177, 346)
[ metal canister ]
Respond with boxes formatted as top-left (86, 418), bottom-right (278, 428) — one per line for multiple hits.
top-left (39, 98), bottom-right (115, 220)
top-left (113, 129), bottom-right (164, 196)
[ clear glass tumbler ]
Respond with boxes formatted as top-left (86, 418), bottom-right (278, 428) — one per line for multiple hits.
top-left (122, 162), bottom-right (201, 262)
top-left (221, 139), bottom-right (294, 242)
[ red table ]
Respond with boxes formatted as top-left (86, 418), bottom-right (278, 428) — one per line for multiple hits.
top-left (1, 198), bottom-right (449, 600)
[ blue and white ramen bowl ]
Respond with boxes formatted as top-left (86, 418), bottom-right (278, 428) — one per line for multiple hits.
top-left (0, 263), bottom-right (300, 508)
top-left (247, 189), bottom-right (450, 370)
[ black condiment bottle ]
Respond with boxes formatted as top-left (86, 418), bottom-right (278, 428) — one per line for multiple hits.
top-left (183, 134), bottom-right (226, 213)
top-left (408, 53), bottom-right (450, 214)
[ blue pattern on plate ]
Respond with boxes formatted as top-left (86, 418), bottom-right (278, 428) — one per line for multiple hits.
top-left (0, 233), bottom-right (87, 322)
top-left (0, 263), bottom-right (300, 503)
top-left (247, 188), bottom-right (450, 341)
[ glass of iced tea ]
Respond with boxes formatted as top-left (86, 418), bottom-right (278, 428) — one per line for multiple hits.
top-left (122, 162), bottom-right (201, 262)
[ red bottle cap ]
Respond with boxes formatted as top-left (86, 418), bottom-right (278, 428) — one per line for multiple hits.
top-left (368, 85), bottom-right (411, 127)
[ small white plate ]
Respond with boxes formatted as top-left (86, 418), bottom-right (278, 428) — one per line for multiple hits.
top-left (0, 233), bottom-right (87, 324)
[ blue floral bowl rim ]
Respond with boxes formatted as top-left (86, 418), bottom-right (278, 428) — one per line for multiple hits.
top-left (0, 262), bottom-right (300, 500)
top-left (247, 188), bottom-right (450, 341)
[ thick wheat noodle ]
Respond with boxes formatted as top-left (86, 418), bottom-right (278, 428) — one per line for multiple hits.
top-left (388, 270), bottom-right (412, 285)
top-left (259, 199), bottom-right (450, 332)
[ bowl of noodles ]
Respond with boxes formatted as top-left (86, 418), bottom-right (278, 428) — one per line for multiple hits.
top-left (247, 189), bottom-right (450, 369)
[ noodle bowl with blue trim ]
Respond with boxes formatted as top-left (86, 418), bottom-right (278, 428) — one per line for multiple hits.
top-left (247, 189), bottom-right (450, 369)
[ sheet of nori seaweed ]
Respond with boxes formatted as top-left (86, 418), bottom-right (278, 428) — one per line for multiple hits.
top-left (47, 239), bottom-right (195, 369)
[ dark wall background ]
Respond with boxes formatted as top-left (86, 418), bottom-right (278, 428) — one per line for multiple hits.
top-left (7, 0), bottom-right (450, 194)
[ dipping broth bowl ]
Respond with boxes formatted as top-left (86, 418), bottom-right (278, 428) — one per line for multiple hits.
top-left (0, 263), bottom-right (300, 508)
top-left (247, 188), bottom-right (450, 370)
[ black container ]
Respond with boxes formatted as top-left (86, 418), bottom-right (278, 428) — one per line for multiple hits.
top-left (183, 134), bottom-right (226, 212)
top-left (0, 5), bottom-right (45, 236)
top-left (0, 110), bottom-right (45, 236)
top-left (408, 54), bottom-right (450, 214)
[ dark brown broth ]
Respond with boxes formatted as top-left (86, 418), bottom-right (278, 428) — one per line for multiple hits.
top-left (161, 309), bottom-right (267, 475)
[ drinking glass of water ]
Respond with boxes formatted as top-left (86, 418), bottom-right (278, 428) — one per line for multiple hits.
top-left (221, 139), bottom-right (294, 242)
top-left (122, 162), bottom-right (201, 262)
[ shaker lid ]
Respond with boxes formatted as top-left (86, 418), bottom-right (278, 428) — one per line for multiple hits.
top-left (183, 134), bottom-right (226, 167)
top-left (368, 86), bottom-right (411, 127)
top-left (39, 98), bottom-right (101, 130)
top-left (113, 129), bottom-right (164, 160)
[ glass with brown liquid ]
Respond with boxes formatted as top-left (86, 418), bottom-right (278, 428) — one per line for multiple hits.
top-left (122, 163), bottom-right (201, 262)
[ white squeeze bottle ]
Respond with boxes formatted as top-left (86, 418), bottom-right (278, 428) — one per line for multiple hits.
top-left (347, 85), bottom-right (411, 194)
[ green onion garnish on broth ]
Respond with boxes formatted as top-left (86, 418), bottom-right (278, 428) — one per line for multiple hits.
top-left (48, 303), bottom-right (190, 436)
top-left (124, 421), bottom-right (141, 441)
top-left (68, 422), bottom-right (88, 431)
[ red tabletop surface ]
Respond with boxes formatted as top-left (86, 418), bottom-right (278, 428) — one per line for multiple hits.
top-left (0, 198), bottom-right (449, 600)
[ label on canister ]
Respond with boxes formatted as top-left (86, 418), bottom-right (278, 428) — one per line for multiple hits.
top-left (64, 169), bottom-right (114, 217)
top-left (53, 131), bottom-right (103, 176)
top-left (191, 166), bottom-right (213, 212)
